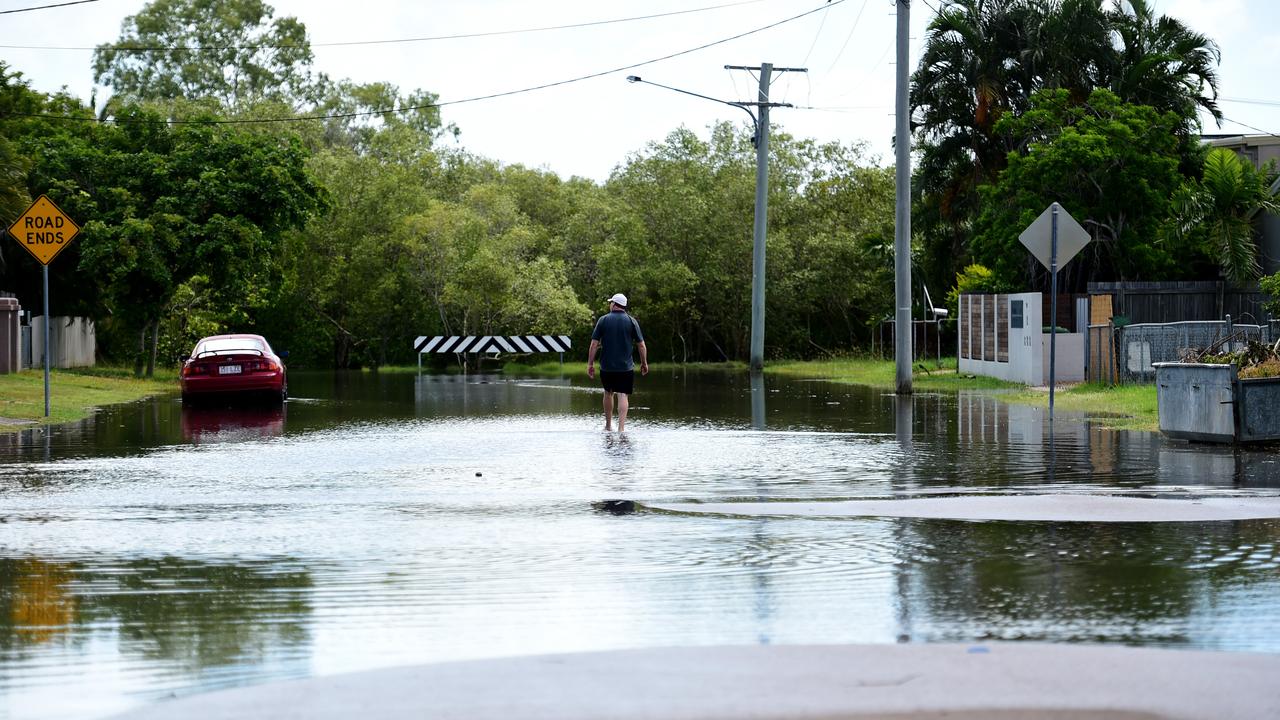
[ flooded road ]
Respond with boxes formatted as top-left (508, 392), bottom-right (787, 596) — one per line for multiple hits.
top-left (1, 369), bottom-right (1278, 719)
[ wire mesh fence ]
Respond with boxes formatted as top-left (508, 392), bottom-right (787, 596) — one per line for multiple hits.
top-left (1105, 320), bottom-right (1275, 384)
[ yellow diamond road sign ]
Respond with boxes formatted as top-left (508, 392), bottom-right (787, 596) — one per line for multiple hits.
top-left (7, 194), bottom-right (80, 266)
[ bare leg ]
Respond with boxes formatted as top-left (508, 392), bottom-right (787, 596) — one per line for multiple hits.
top-left (617, 392), bottom-right (629, 432)
top-left (603, 390), bottom-right (614, 431)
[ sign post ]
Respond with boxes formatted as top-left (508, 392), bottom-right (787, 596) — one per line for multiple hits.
top-left (6, 195), bottom-right (81, 417)
top-left (1018, 202), bottom-right (1090, 425)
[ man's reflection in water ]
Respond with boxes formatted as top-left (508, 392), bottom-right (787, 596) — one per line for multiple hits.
top-left (601, 431), bottom-right (634, 458)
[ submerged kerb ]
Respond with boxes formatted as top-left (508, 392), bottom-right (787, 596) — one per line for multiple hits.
top-left (644, 493), bottom-right (1280, 522)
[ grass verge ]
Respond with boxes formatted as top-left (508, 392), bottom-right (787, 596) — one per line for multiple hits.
top-left (0, 367), bottom-right (175, 433)
top-left (1005, 382), bottom-right (1158, 432)
top-left (766, 356), bottom-right (1021, 391)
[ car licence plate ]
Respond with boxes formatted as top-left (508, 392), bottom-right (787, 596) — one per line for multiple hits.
top-left (219, 365), bottom-right (242, 375)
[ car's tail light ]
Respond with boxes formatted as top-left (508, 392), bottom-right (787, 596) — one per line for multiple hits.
top-left (242, 360), bottom-right (280, 372)
top-left (182, 363), bottom-right (208, 377)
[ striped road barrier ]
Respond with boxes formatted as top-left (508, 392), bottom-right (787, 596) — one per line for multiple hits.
top-left (414, 335), bottom-right (572, 371)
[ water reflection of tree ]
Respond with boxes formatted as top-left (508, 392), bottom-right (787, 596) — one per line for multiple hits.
top-left (893, 519), bottom-right (1278, 645)
top-left (0, 559), bottom-right (76, 645)
top-left (0, 557), bottom-right (312, 669)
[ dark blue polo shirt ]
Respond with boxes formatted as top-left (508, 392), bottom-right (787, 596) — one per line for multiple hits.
top-left (591, 310), bottom-right (644, 372)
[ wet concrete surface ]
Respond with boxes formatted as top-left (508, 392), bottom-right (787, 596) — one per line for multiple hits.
top-left (108, 643), bottom-right (1280, 720)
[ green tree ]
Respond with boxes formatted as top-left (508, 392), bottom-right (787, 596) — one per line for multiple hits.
top-left (21, 103), bottom-right (323, 375)
top-left (911, 0), bottom-right (1223, 290)
top-left (93, 0), bottom-right (323, 108)
top-left (1260, 271), bottom-right (1280, 318)
top-left (943, 263), bottom-right (1018, 317)
top-left (1167, 148), bottom-right (1280, 284)
top-left (286, 146), bottom-right (433, 367)
top-left (0, 65), bottom-right (34, 234)
top-left (605, 122), bottom-right (897, 361)
top-left (911, 0), bottom-right (1060, 290)
top-left (310, 80), bottom-right (457, 154)
top-left (972, 89), bottom-right (1186, 290)
top-left (1106, 0), bottom-right (1221, 128)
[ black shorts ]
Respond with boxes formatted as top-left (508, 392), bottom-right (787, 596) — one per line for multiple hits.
top-left (600, 370), bottom-right (635, 395)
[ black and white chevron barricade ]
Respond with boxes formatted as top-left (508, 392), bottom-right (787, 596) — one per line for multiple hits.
top-left (413, 335), bottom-right (572, 370)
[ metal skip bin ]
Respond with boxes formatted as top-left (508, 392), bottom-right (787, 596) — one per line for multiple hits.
top-left (1155, 362), bottom-right (1280, 443)
top-left (1238, 376), bottom-right (1280, 442)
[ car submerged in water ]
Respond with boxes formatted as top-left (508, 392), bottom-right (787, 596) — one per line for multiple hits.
top-left (180, 334), bottom-right (287, 404)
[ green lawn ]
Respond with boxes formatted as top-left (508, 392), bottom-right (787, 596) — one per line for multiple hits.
top-left (1006, 382), bottom-right (1158, 432)
top-left (766, 356), bottom-right (1021, 391)
top-left (768, 357), bottom-right (1157, 431)
top-left (0, 367), bottom-right (175, 432)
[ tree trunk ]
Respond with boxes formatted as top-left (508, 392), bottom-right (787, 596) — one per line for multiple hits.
top-left (146, 321), bottom-right (159, 377)
top-left (134, 326), bottom-right (146, 377)
top-left (334, 332), bottom-right (350, 369)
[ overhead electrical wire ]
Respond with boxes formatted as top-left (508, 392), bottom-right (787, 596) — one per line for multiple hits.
top-left (3, 0), bottom-right (849, 125)
top-left (0, 0), bottom-right (98, 15)
top-left (1219, 115), bottom-right (1280, 142)
top-left (823, 0), bottom-right (869, 75)
top-left (0, 0), bottom-right (775, 51)
top-left (1221, 96), bottom-right (1280, 108)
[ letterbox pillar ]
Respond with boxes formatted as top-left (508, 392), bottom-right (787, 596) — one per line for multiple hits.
top-left (0, 297), bottom-right (19, 374)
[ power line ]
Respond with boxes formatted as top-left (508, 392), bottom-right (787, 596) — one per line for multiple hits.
top-left (792, 104), bottom-right (887, 112)
top-left (0, 0), bottom-right (98, 15)
top-left (823, 0), bottom-right (869, 75)
top-left (3, 0), bottom-right (848, 126)
top-left (1220, 116), bottom-right (1280, 142)
top-left (799, 0), bottom-right (832, 67)
top-left (1222, 96), bottom-right (1280, 108)
top-left (1, 0), bottom-right (774, 51)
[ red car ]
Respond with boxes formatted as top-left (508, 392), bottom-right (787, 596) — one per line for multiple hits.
top-left (180, 334), bottom-right (287, 403)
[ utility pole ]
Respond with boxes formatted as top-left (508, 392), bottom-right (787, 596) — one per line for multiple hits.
top-left (726, 62), bottom-right (805, 373)
top-left (893, 0), bottom-right (913, 395)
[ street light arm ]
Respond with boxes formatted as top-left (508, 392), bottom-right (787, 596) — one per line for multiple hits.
top-left (626, 75), bottom-right (759, 144)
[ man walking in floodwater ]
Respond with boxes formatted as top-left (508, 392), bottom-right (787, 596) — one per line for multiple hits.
top-left (587, 293), bottom-right (648, 431)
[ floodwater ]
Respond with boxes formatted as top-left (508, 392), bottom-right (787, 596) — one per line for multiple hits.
top-left (1, 369), bottom-right (1279, 719)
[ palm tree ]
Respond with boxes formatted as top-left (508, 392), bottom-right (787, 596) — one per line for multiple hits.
top-left (910, 0), bottom-right (1050, 290)
top-left (912, 0), bottom-right (1038, 189)
top-left (1106, 0), bottom-right (1222, 128)
top-left (1170, 148), bottom-right (1280, 285)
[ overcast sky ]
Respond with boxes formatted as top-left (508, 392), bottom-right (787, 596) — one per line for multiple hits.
top-left (2, 0), bottom-right (1277, 182)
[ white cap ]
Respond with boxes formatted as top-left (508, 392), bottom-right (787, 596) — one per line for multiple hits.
top-left (607, 293), bottom-right (628, 307)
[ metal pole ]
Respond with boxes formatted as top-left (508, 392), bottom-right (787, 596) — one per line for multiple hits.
top-left (1049, 203), bottom-right (1059, 424)
top-left (893, 0), bottom-right (913, 394)
top-left (42, 264), bottom-right (49, 417)
top-left (749, 63), bottom-right (773, 373)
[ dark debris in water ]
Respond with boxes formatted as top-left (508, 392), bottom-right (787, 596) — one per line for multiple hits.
top-left (594, 499), bottom-right (637, 515)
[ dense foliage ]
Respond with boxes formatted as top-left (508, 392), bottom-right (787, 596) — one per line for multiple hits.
top-left (1, 7), bottom-right (898, 372)
top-left (972, 88), bottom-right (1189, 291)
top-left (3, 0), bottom-right (1273, 374)
top-left (911, 0), bottom-right (1224, 293)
